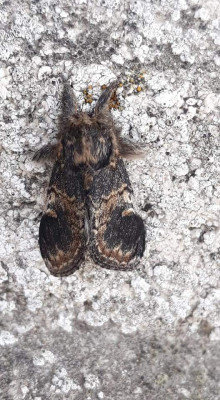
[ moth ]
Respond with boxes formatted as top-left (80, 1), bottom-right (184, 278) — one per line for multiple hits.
top-left (34, 81), bottom-right (145, 276)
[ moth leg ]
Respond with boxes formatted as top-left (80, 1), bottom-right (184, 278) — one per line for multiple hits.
top-left (94, 80), bottom-right (119, 114)
top-left (33, 142), bottom-right (59, 161)
top-left (118, 137), bottom-right (146, 160)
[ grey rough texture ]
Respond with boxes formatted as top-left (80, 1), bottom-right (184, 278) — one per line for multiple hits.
top-left (0, 0), bottom-right (220, 399)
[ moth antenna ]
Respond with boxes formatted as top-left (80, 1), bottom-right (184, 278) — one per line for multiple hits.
top-left (94, 80), bottom-right (119, 114)
top-left (33, 142), bottom-right (59, 161)
top-left (60, 82), bottom-right (78, 121)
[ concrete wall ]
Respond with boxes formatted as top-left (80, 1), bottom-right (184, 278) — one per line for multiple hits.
top-left (0, 0), bottom-right (219, 398)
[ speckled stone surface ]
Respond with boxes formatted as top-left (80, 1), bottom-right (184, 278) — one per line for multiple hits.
top-left (0, 0), bottom-right (220, 399)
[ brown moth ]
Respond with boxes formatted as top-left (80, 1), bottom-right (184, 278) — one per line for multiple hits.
top-left (34, 81), bottom-right (145, 276)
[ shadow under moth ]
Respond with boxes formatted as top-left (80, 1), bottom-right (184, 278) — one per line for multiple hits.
top-left (35, 81), bottom-right (145, 276)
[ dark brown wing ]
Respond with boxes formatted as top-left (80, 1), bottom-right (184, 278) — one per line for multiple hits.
top-left (88, 159), bottom-right (145, 270)
top-left (39, 159), bottom-right (86, 276)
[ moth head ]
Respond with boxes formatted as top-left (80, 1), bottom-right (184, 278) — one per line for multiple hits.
top-left (59, 80), bottom-right (119, 128)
